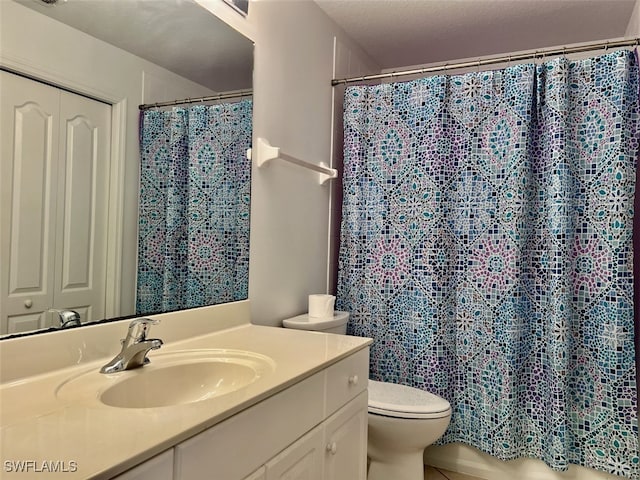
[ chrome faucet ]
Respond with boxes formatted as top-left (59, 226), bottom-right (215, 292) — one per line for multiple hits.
top-left (100, 318), bottom-right (163, 374)
top-left (49, 309), bottom-right (82, 328)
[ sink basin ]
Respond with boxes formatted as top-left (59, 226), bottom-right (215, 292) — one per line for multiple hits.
top-left (56, 349), bottom-right (275, 409)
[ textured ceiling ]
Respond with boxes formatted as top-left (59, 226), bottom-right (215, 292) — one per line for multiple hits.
top-left (16, 0), bottom-right (638, 88)
top-left (15, 0), bottom-right (253, 92)
top-left (315, 0), bottom-right (638, 70)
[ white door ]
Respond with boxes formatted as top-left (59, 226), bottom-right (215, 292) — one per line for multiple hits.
top-left (0, 71), bottom-right (111, 334)
top-left (52, 89), bottom-right (110, 325)
top-left (1, 71), bottom-right (59, 333)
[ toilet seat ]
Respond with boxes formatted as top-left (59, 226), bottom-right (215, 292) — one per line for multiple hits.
top-left (368, 379), bottom-right (451, 419)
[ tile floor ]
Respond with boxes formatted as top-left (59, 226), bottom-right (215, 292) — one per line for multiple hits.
top-left (425, 465), bottom-right (485, 480)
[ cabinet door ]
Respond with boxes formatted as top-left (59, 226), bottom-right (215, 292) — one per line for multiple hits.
top-left (323, 392), bottom-right (368, 480)
top-left (265, 425), bottom-right (324, 480)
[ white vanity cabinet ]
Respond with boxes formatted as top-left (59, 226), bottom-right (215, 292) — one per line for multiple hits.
top-left (110, 450), bottom-right (174, 480)
top-left (262, 392), bottom-right (368, 480)
top-left (0, 310), bottom-right (373, 480)
top-left (112, 347), bottom-right (369, 480)
top-left (322, 392), bottom-right (368, 479)
top-left (264, 423), bottom-right (325, 480)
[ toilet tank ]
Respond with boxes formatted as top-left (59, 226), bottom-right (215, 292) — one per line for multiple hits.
top-left (282, 311), bottom-right (349, 334)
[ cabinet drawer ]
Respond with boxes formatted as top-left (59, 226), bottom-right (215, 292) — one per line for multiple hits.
top-left (174, 371), bottom-right (324, 480)
top-left (325, 347), bottom-right (369, 416)
top-left (110, 449), bottom-right (173, 480)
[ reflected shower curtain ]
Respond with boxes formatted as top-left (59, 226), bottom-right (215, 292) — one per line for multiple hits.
top-left (337, 51), bottom-right (639, 477)
top-left (136, 100), bottom-right (252, 314)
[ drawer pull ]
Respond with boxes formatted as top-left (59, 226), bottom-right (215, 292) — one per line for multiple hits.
top-left (24, 299), bottom-right (33, 309)
top-left (348, 375), bottom-right (359, 386)
top-left (326, 442), bottom-right (337, 455)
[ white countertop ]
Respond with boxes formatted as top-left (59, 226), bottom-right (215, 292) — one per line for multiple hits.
top-left (0, 321), bottom-right (371, 479)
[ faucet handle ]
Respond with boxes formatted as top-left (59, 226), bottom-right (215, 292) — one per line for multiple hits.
top-left (124, 318), bottom-right (159, 344)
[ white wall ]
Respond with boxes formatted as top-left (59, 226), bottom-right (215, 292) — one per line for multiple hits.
top-left (0, 0), bottom-right (215, 319)
top-left (626, 0), bottom-right (640, 36)
top-left (247, 0), bottom-right (377, 325)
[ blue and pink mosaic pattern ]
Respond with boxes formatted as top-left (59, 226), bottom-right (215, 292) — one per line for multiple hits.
top-left (337, 51), bottom-right (639, 478)
top-left (137, 100), bottom-right (252, 314)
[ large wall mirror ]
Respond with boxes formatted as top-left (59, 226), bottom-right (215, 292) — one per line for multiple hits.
top-left (0, 0), bottom-right (253, 338)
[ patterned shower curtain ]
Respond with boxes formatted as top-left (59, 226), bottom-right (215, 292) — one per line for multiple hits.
top-left (136, 100), bottom-right (252, 314)
top-left (337, 51), bottom-right (639, 477)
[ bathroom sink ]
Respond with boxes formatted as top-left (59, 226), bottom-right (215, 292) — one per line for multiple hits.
top-left (56, 349), bottom-right (275, 409)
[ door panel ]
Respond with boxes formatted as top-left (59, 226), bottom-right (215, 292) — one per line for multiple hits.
top-left (55, 90), bottom-right (110, 322)
top-left (1, 71), bottom-right (59, 333)
top-left (323, 393), bottom-right (368, 480)
top-left (265, 426), bottom-right (324, 480)
top-left (0, 72), bottom-right (111, 334)
top-left (6, 312), bottom-right (48, 335)
top-left (62, 115), bottom-right (96, 288)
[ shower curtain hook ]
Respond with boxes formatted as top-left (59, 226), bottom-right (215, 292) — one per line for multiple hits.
top-left (477, 58), bottom-right (481, 72)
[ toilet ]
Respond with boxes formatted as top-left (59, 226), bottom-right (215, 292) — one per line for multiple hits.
top-left (282, 311), bottom-right (452, 480)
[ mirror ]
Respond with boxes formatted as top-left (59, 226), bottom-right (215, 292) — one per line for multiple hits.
top-left (0, 0), bottom-right (253, 338)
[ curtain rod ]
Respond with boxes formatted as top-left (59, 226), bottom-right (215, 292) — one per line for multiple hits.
top-left (139, 88), bottom-right (252, 111)
top-left (331, 37), bottom-right (640, 86)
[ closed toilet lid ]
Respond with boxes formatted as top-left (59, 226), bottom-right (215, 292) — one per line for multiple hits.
top-left (368, 380), bottom-right (451, 419)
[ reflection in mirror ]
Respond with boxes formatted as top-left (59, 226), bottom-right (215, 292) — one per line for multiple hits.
top-left (0, 0), bottom-right (253, 338)
top-left (136, 98), bottom-right (252, 315)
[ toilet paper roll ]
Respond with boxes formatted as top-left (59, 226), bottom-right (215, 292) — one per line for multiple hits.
top-left (308, 294), bottom-right (336, 318)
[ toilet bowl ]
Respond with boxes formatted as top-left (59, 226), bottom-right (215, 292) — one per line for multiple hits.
top-left (282, 311), bottom-right (452, 480)
top-left (367, 379), bottom-right (451, 480)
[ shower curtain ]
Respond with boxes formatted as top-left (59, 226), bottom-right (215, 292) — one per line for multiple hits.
top-left (136, 99), bottom-right (252, 314)
top-left (337, 50), bottom-right (639, 478)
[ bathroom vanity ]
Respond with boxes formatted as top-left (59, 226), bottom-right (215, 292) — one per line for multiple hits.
top-left (0, 301), bottom-right (372, 479)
